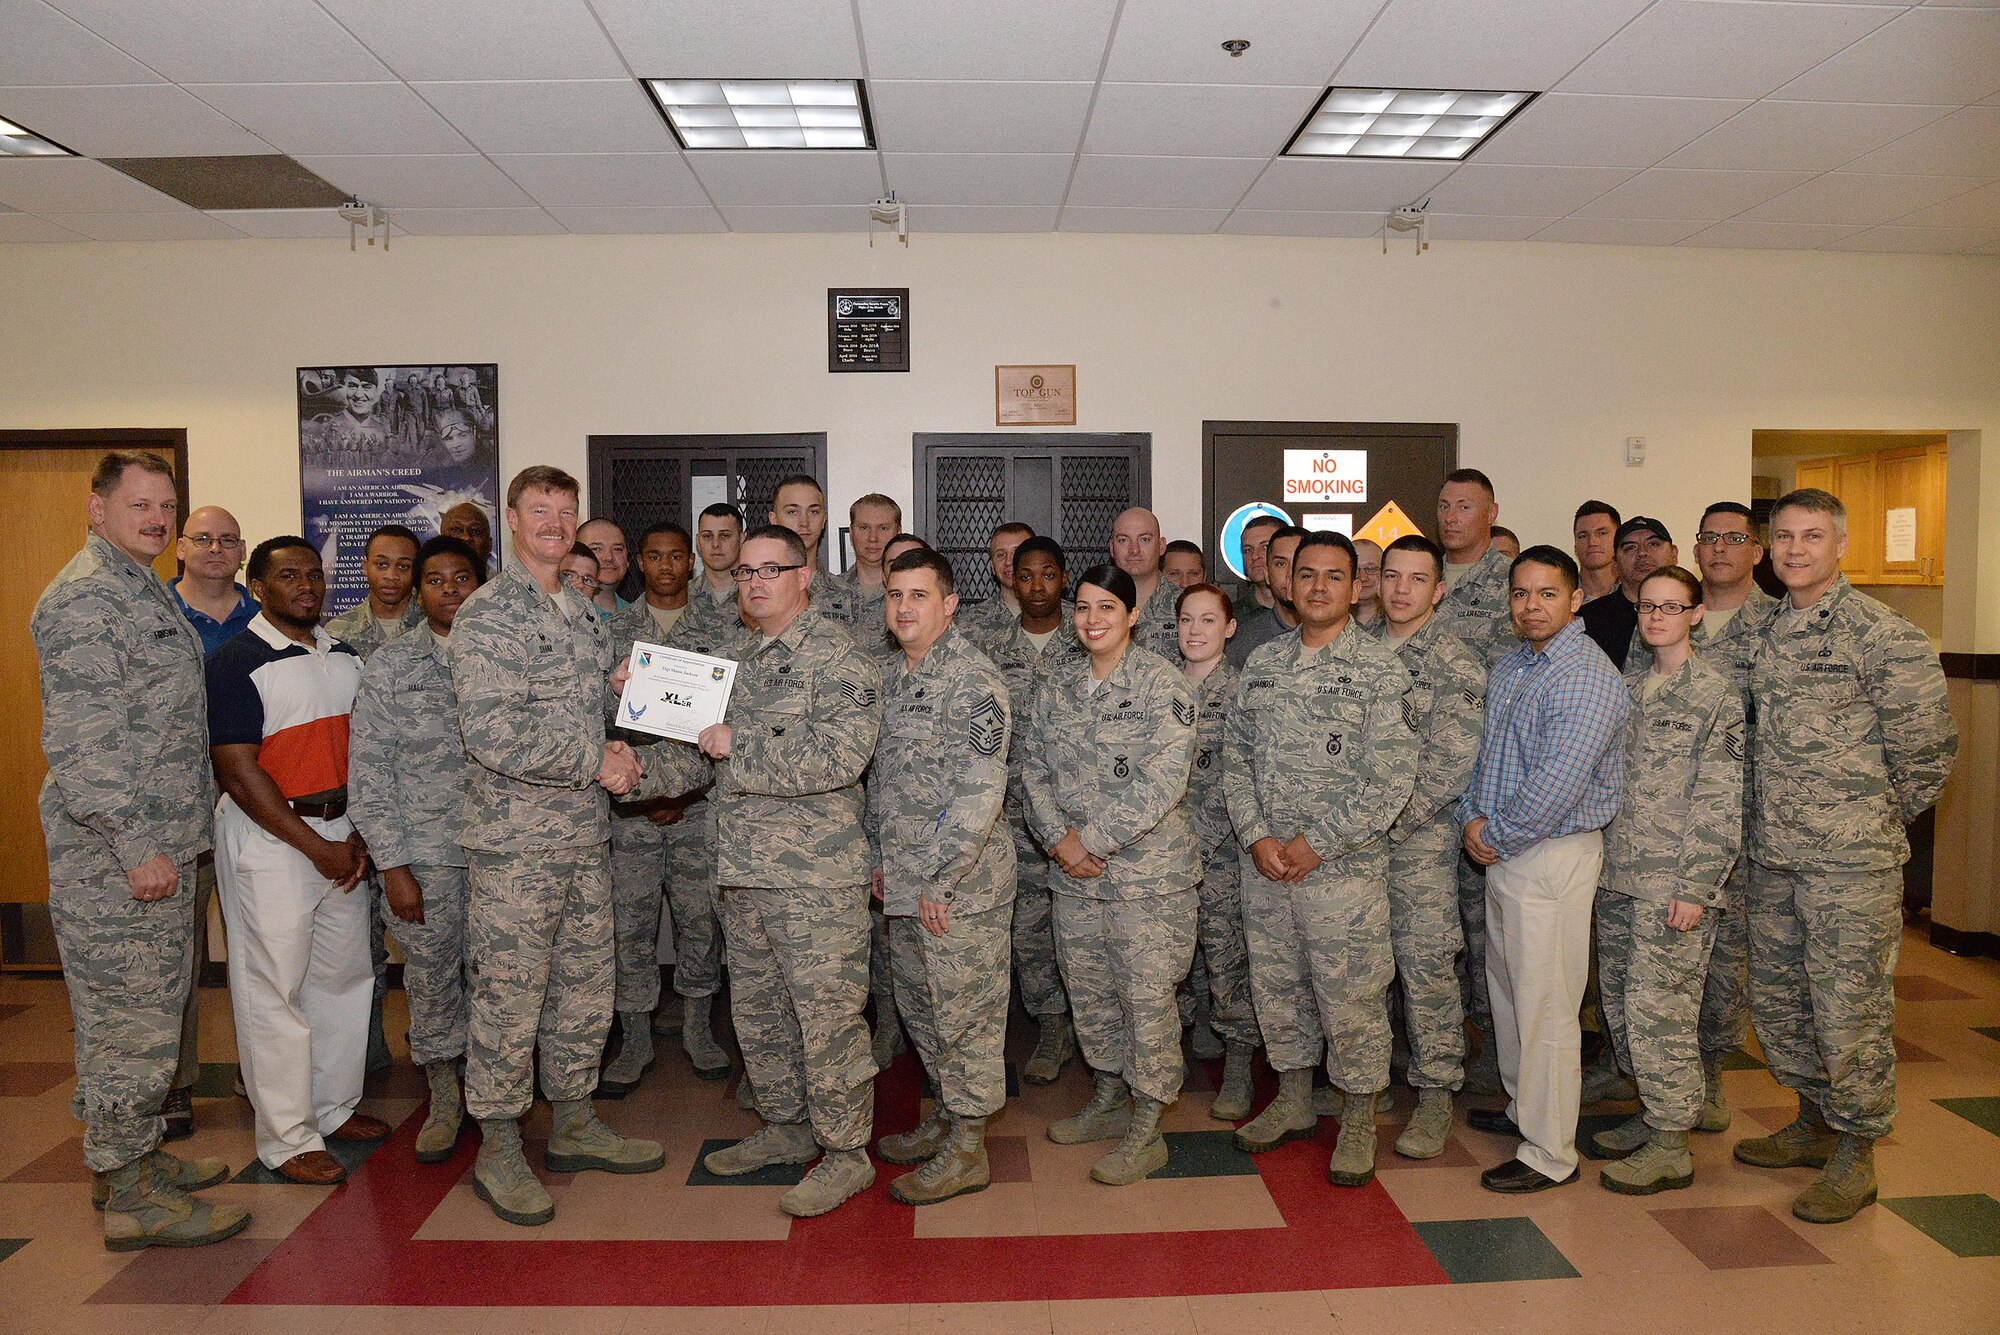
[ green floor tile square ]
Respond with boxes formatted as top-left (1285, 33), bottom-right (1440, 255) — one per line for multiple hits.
top-left (1150, 1130), bottom-right (1258, 1179)
top-left (189, 1062), bottom-right (241, 1099)
top-left (1974, 1026), bottom-right (2000, 1045)
top-left (686, 1137), bottom-right (808, 1187)
top-left (1719, 1047), bottom-right (1767, 1072)
top-left (0, 1239), bottom-right (27, 1265)
top-left (1936, 1097), bottom-right (2000, 1139)
top-left (1414, 1217), bottom-right (1580, 1284)
top-left (229, 1136), bottom-right (378, 1184)
top-left (1884, 1194), bottom-right (2000, 1258)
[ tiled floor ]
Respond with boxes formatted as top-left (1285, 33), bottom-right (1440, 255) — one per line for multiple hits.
top-left (2, 924), bottom-right (1997, 1334)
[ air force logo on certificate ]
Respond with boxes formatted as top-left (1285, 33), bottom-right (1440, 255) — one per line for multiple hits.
top-left (618, 642), bottom-right (738, 743)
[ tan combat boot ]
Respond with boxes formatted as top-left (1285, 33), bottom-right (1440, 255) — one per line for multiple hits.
top-left (1328, 1091), bottom-right (1378, 1186)
top-left (472, 1117), bottom-right (554, 1226)
top-left (1600, 1129), bottom-right (1695, 1195)
top-left (1210, 1043), bottom-right (1256, 1122)
top-left (415, 1060), bottom-right (464, 1164)
top-left (1792, 1134), bottom-right (1877, 1224)
top-left (1091, 1094), bottom-right (1169, 1185)
top-left (546, 1099), bottom-right (665, 1174)
top-left (1395, 1087), bottom-right (1454, 1161)
top-left (1022, 1014), bottom-right (1076, 1085)
top-left (596, 1012), bottom-right (655, 1097)
top-left (1592, 1112), bottom-right (1652, 1158)
top-left (101, 1156), bottom-right (251, 1252)
top-left (1235, 1068), bottom-right (1317, 1154)
top-left (1047, 1072), bottom-right (1131, 1145)
top-left (780, 1148), bottom-right (875, 1217)
top-left (682, 994), bottom-right (731, 1079)
top-left (891, 1115), bottom-right (990, 1205)
top-left (703, 1119), bottom-right (818, 1176)
top-left (877, 1102), bottom-right (951, 1165)
top-left (1698, 1057), bottom-right (1732, 1133)
top-left (92, 1149), bottom-right (230, 1210)
top-left (1733, 1095), bottom-right (1836, 1169)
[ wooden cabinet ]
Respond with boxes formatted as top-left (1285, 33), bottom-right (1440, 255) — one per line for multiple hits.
top-left (1788, 443), bottom-right (1946, 587)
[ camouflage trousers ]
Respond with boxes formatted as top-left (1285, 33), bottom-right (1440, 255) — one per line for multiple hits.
top-left (49, 863), bottom-right (197, 1172)
top-left (1596, 890), bottom-right (1719, 1132)
top-left (172, 854), bottom-right (217, 1091)
top-left (1051, 888), bottom-right (1198, 1105)
top-left (379, 864), bottom-right (469, 1068)
top-left (871, 902), bottom-right (894, 1011)
top-left (1388, 820), bottom-right (1468, 1090)
top-left (1009, 820), bottom-right (1068, 1018)
top-left (1456, 853), bottom-right (1492, 1033)
top-left (888, 904), bottom-right (1011, 1118)
top-left (1698, 858), bottom-right (1751, 1061)
top-left (662, 804), bottom-right (724, 999)
top-left (721, 882), bottom-right (874, 1152)
top-left (1747, 863), bottom-right (1903, 1139)
top-left (1242, 852), bottom-right (1394, 1096)
top-left (1193, 852), bottom-right (1260, 1048)
top-left (463, 844), bottom-right (613, 1121)
top-left (608, 808), bottom-right (665, 1014)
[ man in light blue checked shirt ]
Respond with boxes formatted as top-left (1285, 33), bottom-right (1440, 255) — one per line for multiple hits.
top-left (1459, 544), bottom-right (1628, 1194)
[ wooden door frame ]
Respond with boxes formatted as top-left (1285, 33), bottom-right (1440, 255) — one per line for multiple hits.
top-left (910, 432), bottom-right (1153, 543)
top-left (0, 429), bottom-right (190, 968)
top-left (1200, 420), bottom-right (1459, 512)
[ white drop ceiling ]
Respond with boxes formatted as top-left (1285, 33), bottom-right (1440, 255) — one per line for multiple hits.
top-left (0, 0), bottom-right (1994, 251)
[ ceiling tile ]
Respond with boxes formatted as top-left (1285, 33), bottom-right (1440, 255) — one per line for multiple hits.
top-left (1422, 164), bottom-right (1636, 215)
top-left (491, 153), bottom-right (709, 207)
top-left (1057, 205), bottom-right (1228, 233)
top-left (716, 203), bottom-right (871, 231)
top-left (1082, 82), bottom-right (1323, 157)
top-left (191, 83), bottom-right (473, 155)
top-left (1662, 100), bottom-right (1955, 171)
top-left (591, 0), bottom-right (863, 78)
top-left (687, 151), bottom-right (883, 206)
top-left (905, 203), bottom-right (1063, 231)
top-left (297, 154), bottom-right (534, 208)
top-left (389, 206), bottom-right (564, 235)
top-left (1235, 158), bottom-right (1458, 212)
top-left (204, 207), bottom-right (359, 238)
top-left (1334, 0), bottom-right (1655, 90)
top-left (1102, 0), bottom-right (1380, 86)
top-left (317, 0), bottom-right (628, 81)
top-left (858, 0), bottom-right (1121, 81)
top-left (1066, 155), bottom-right (1266, 209)
top-left (869, 81), bottom-right (1095, 154)
top-left (413, 80), bottom-right (676, 154)
top-left (1531, 217), bottom-right (1710, 244)
top-left (0, 157), bottom-right (185, 212)
top-left (882, 153), bottom-right (1074, 206)
top-left (47, 0), bottom-right (390, 84)
top-left (1476, 94), bottom-right (1750, 168)
top-left (1218, 209), bottom-right (1385, 236)
top-left (1737, 171), bottom-right (1989, 224)
top-left (38, 210), bottom-right (245, 241)
top-left (0, 212), bottom-right (86, 241)
top-left (1822, 223), bottom-right (2000, 252)
top-left (545, 205), bottom-right (727, 233)
top-left (1678, 219), bottom-right (1872, 248)
top-left (1775, 7), bottom-right (2000, 104)
top-left (0, 84), bottom-right (270, 157)
top-left (0, 2), bottom-right (160, 85)
top-left (1840, 106), bottom-right (2000, 175)
top-left (1573, 167), bottom-right (1820, 218)
top-left (1424, 213), bottom-right (1567, 240)
top-left (1890, 179), bottom-right (2000, 228)
top-left (1558, 1), bottom-right (1899, 100)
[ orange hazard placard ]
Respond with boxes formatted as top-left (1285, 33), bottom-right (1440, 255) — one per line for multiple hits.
top-left (1354, 500), bottom-right (1422, 548)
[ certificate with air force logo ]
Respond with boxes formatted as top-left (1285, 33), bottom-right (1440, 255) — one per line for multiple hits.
top-left (617, 642), bottom-right (737, 743)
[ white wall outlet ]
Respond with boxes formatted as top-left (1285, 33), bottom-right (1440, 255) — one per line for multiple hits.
top-left (1625, 435), bottom-right (1646, 467)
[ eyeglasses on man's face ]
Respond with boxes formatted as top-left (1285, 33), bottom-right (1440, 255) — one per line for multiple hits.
top-left (184, 534), bottom-right (242, 550)
top-left (1695, 531), bottom-right (1753, 547)
top-left (732, 562), bottom-right (806, 584)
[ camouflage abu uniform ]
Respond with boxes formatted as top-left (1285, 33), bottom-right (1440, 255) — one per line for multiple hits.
top-left (695, 602), bottom-right (883, 1152)
top-left (1022, 644), bottom-right (1200, 1106)
top-left (1598, 655), bottom-right (1745, 1131)
top-left (1224, 624), bottom-right (1417, 1095)
top-left (448, 563), bottom-right (621, 1120)
top-left (806, 567), bottom-right (859, 636)
top-left (648, 596), bottom-right (737, 1006)
top-left (1747, 578), bottom-right (1956, 1139)
top-left (604, 599), bottom-right (675, 1019)
top-left (868, 627), bottom-right (1016, 1118)
top-left (349, 622), bottom-right (473, 1067)
top-left (955, 596), bottom-right (1019, 655)
top-left (1382, 616), bottom-right (1486, 1091)
top-left (33, 534), bottom-right (213, 1172)
top-left (324, 598), bottom-right (422, 660)
top-left (1133, 580), bottom-right (1183, 662)
top-left (831, 566), bottom-right (887, 636)
top-left (1185, 660), bottom-right (1259, 1050)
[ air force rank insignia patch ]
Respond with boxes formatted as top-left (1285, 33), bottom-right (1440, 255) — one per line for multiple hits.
top-left (968, 693), bottom-right (1005, 757)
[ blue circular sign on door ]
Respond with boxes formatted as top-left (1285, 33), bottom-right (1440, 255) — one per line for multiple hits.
top-left (1218, 501), bottom-right (1292, 580)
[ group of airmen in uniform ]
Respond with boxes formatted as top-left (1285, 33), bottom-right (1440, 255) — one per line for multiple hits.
top-left (34, 451), bottom-right (1956, 1253)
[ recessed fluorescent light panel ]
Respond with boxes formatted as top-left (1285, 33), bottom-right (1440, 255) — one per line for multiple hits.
top-left (1284, 88), bottom-right (1534, 160)
top-left (644, 79), bottom-right (873, 150)
top-left (0, 116), bottom-right (75, 157)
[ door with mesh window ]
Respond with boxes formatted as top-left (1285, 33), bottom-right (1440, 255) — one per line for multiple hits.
top-left (913, 434), bottom-right (1150, 603)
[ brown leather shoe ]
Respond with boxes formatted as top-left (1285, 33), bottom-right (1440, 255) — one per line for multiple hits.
top-left (275, 1151), bottom-right (346, 1185)
top-left (326, 1113), bottom-right (391, 1143)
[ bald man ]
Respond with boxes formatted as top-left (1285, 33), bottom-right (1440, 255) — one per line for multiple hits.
top-left (1110, 507), bottom-right (1182, 661)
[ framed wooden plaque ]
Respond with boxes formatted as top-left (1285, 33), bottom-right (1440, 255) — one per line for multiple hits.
top-left (995, 364), bottom-right (1076, 426)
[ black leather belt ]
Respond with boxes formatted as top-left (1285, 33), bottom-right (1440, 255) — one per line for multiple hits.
top-left (291, 793), bottom-right (348, 820)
